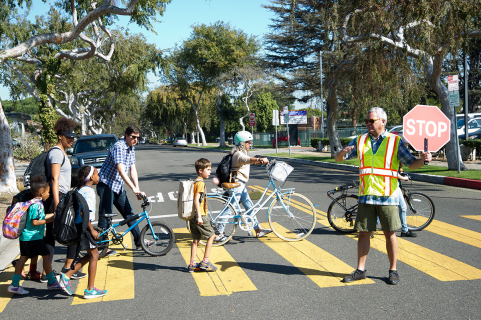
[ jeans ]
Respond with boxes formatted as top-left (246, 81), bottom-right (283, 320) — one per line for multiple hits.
top-left (97, 182), bottom-right (141, 247)
top-left (397, 188), bottom-right (408, 232)
top-left (217, 181), bottom-right (260, 233)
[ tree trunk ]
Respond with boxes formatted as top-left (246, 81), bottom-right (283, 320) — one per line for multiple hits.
top-left (326, 82), bottom-right (343, 158)
top-left (193, 109), bottom-right (207, 146)
top-left (425, 54), bottom-right (466, 170)
top-left (216, 95), bottom-right (227, 147)
top-left (0, 99), bottom-right (20, 194)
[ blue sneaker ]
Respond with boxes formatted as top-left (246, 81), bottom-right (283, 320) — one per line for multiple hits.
top-left (187, 263), bottom-right (200, 273)
top-left (47, 279), bottom-right (62, 290)
top-left (84, 287), bottom-right (107, 299)
top-left (199, 260), bottom-right (218, 272)
top-left (57, 274), bottom-right (72, 295)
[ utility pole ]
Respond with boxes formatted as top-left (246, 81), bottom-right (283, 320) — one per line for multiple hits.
top-left (320, 51), bottom-right (324, 137)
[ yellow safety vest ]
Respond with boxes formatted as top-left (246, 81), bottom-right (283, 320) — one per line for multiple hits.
top-left (357, 132), bottom-right (400, 197)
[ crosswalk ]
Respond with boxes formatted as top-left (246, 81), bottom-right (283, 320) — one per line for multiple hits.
top-left (1, 185), bottom-right (480, 310)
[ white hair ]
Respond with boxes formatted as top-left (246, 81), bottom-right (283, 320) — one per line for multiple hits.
top-left (367, 107), bottom-right (387, 124)
top-left (230, 142), bottom-right (247, 155)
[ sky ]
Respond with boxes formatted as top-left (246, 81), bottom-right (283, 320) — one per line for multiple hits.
top-left (0, 0), bottom-right (312, 109)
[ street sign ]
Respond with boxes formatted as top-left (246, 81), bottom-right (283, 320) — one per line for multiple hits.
top-left (280, 110), bottom-right (307, 124)
top-left (272, 110), bottom-right (279, 126)
top-left (283, 106), bottom-right (289, 123)
top-left (248, 113), bottom-right (255, 127)
top-left (447, 75), bottom-right (459, 91)
top-left (448, 91), bottom-right (460, 107)
top-left (403, 105), bottom-right (451, 152)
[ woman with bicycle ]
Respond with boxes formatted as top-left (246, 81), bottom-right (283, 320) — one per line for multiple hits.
top-left (214, 131), bottom-right (270, 241)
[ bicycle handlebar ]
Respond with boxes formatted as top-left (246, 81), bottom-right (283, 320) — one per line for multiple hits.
top-left (327, 181), bottom-right (359, 195)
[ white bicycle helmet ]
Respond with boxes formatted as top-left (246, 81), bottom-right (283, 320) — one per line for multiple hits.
top-left (234, 131), bottom-right (253, 145)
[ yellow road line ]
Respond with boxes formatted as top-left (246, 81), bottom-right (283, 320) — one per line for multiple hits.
top-left (460, 215), bottom-right (481, 222)
top-left (0, 255), bottom-right (29, 312)
top-left (174, 228), bottom-right (256, 296)
top-left (406, 216), bottom-right (481, 249)
top-left (72, 232), bottom-right (135, 304)
top-left (258, 223), bottom-right (374, 287)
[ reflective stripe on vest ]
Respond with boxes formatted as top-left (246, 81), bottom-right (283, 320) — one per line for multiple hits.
top-left (357, 132), bottom-right (400, 196)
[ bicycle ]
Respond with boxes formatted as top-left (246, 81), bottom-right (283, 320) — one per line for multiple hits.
top-left (188, 160), bottom-right (317, 246)
top-left (93, 196), bottom-right (175, 257)
top-left (326, 171), bottom-right (435, 234)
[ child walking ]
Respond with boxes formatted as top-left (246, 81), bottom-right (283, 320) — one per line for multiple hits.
top-left (57, 166), bottom-right (108, 299)
top-left (188, 158), bottom-right (218, 272)
top-left (8, 175), bottom-right (62, 294)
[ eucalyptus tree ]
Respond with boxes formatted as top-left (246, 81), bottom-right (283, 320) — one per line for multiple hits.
top-left (0, 0), bottom-right (170, 193)
top-left (162, 22), bottom-right (259, 146)
top-left (340, 0), bottom-right (481, 170)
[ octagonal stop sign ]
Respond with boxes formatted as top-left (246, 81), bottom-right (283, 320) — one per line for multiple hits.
top-left (403, 105), bottom-right (451, 152)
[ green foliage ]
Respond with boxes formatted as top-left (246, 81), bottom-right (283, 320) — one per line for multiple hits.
top-left (149, 137), bottom-right (159, 144)
top-left (13, 134), bottom-right (43, 161)
top-left (2, 97), bottom-right (38, 115)
top-left (460, 139), bottom-right (481, 149)
top-left (252, 91), bottom-right (279, 132)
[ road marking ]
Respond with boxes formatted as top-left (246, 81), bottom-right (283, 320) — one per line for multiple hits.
top-left (460, 215), bottom-right (481, 222)
top-left (174, 228), bottom-right (257, 296)
top-left (0, 257), bottom-right (30, 312)
top-left (407, 216), bottom-right (481, 249)
top-left (156, 192), bottom-right (164, 202)
top-left (72, 233), bottom-right (135, 304)
top-left (168, 191), bottom-right (178, 201)
top-left (258, 223), bottom-right (374, 287)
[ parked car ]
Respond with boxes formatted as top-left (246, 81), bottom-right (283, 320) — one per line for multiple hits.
top-left (173, 137), bottom-right (188, 147)
top-left (457, 118), bottom-right (481, 135)
top-left (458, 128), bottom-right (481, 140)
top-left (68, 134), bottom-right (118, 184)
top-left (388, 125), bottom-right (403, 135)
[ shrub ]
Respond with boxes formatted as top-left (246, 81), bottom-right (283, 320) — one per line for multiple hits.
top-left (460, 139), bottom-right (481, 149)
top-left (149, 137), bottom-right (159, 144)
top-left (13, 134), bottom-right (43, 161)
top-left (310, 137), bottom-right (353, 150)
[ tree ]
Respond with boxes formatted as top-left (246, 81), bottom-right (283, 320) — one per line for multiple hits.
top-left (341, 1), bottom-right (481, 170)
top-left (252, 91), bottom-right (279, 132)
top-left (0, 0), bottom-right (170, 193)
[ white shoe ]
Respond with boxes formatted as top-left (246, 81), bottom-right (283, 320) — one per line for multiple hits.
top-left (8, 284), bottom-right (29, 295)
top-left (215, 234), bottom-right (227, 242)
top-left (256, 229), bottom-right (272, 238)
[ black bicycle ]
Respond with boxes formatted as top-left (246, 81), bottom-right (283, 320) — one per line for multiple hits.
top-left (326, 173), bottom-right (435, 234)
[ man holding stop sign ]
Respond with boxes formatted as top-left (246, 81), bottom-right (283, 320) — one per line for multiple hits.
top-left (335, 107), bottom-right (431, 285)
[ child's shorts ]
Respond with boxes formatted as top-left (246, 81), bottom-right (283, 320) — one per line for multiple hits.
top-left (189, 215), bottom-right (215, 240)
top-left (20, 239), bottom-right (50, 258)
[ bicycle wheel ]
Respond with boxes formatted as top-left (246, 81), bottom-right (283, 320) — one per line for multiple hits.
top-left (140, 222), bottom-right (175, 256)
top-left (268, 193), bottom-right (316, 241)
top-left (187, 196), bottom-right (238, 247)
top-left (327, 195), bottom-right (358, 234)
top-left (405, 192), bottom-right (435, 231)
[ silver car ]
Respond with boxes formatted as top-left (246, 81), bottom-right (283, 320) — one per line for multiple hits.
top-left (173, 137), bottom-right (188, 147)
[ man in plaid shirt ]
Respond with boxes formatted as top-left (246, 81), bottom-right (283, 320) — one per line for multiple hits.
top-left (97, 125), bottom-right (151, 250)
top-left (335, 107), bottom-right (431, 285)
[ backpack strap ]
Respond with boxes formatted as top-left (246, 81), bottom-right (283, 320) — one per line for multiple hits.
top-left (45, 146), bottom-right (66, 180)
top-left (193, 178), bottom-right (206, 204)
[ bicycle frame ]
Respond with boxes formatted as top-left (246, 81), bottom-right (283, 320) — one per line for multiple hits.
top-left (208, 173), bottom-right (296, 230)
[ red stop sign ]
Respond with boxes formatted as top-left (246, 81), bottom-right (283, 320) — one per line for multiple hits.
top-left (403, 105), bottom-right (451, 152)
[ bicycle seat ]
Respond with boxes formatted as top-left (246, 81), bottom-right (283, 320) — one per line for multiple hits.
top-left (222, 182), bottom-right (240, 189)
top-left (104, 213), bottom-right (118, 218)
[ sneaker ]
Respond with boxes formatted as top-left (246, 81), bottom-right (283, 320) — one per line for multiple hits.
top-left (342, 269), bottom-right (367, 283)
top-left (256, 229), bottom-right (272, 238)
top-left (136, 239), bottom-right (154, 250)
top-left (47, 280), bottom-right (62, 290)
top-left (8, 285), bottom-right (29, 295)
top-left (84, 287), bottom-right (107, 299)
top-left (215, 234), bottom-right (227, 242)
top-left (188, 263), bottom-right (200, 273)
top-left (62, 267), bottom-right (87, 280)
top-left (57, 274), bottom-right (72, 295)
top-left (199, 260), bottom-right (218, 272)
top-left (400, 230), bottom-right (417, 237)
top-left (40, 270), bottom-right (60, 283)
top-left (28, 270), bottom-right (42, 281)
top-left (105, 249), bottom-right (117, 257)
top-left (388, 270), bottom-right (400, 285)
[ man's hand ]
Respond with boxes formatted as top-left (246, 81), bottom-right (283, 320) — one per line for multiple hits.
top-left (335, 145), bottom-right (354, 162)
top-left (422, 151), bottom-right (432, 163)
top-left (134, 189), bottom-right (146, 200)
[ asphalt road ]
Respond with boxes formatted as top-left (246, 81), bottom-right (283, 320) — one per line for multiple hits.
top-left (1, 144), bottom-right (481, 319)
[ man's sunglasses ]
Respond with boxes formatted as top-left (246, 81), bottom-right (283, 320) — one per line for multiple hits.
top-left (129, 135), bottom-right (140, 140)
top-left (364, 118), bottom-right (381, 124)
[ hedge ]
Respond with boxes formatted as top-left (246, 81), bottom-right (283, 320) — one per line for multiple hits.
top-left (459, 139), bottom-right (481, 149)
top-left (310, 137), bottom-right (354, 150)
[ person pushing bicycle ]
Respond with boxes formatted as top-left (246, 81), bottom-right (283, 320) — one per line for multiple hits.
top-left (335, 107), bottom-right (431, 285)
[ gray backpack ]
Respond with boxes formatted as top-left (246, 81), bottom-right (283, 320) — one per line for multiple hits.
top-left (177, 179), bottom-right (205, 221)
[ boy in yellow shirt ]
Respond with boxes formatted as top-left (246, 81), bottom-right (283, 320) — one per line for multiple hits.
top-left (188, 158), bottom-right (217, 272)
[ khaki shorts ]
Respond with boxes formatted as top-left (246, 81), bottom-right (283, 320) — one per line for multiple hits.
top-left (189, 215), bottom-right (215, 240)
top-left (355, 203), bottom-right (401, 232)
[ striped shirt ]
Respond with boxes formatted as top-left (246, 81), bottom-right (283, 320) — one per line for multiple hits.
top-left (99, 139), bottom-right (136, 194)
top-left (345, 131), bottom-right (416, 205)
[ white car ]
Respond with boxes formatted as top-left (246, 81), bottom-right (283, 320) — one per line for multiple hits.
top-left (456, 118), bottom-right (481, 135)
top-left (173, 137), bottom-right (188, 147)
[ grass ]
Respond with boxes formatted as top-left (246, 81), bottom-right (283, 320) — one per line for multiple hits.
top-left (273, 153), bottom-right (481, 181)
top-left (190, 144), bottom-right (232, 150)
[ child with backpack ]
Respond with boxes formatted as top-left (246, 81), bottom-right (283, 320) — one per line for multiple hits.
top-left (8, 175), bottom-right (62, 295)
top-left (187, 158), bottom-right (218, 272)
top-left (57, 166), bottom-right (108, 299)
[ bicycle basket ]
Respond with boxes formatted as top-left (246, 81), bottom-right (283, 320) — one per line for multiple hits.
top-left (270, 161), bottom-right (294, 182)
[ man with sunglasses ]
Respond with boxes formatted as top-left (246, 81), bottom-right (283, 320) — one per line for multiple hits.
top-left (97, 125), bottom-right (151, 251)
top-left (335, 107), bottom-right (431, 285)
